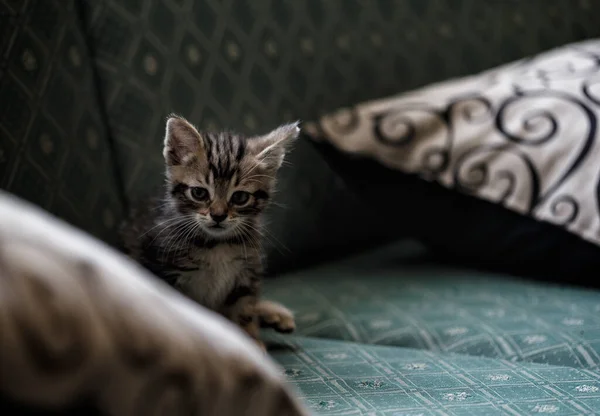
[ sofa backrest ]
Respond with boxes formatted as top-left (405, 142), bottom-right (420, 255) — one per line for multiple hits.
top-left (0, 0), bottom-right (125, 246)
top-left (3, 0), bottom-right (600, 271)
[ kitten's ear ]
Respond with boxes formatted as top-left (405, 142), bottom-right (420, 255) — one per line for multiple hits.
top-left (163, 116), bottom-right (204, 166)
top-left (249, 122), bottom-right (300, 170)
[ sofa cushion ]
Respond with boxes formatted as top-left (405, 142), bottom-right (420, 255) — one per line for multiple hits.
top-left (0, 190), bottom-right (307, 416)
top-left (265, 243), bottom-right (600, 370)
top-left (0, 0), bottom-right (124, 245)
top-left (305, 39), bottom-right (600, 281)
top-left (270, 335), bottom-right (600, 415)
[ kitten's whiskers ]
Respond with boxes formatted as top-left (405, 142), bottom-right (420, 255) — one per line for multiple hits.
top-left (139, 215), bottom-right (184, 239)
top-left (158, 218), bottom-right (195, 260)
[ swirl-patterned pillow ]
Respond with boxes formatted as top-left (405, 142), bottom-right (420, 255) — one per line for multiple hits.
top-left (0, 191), bottom-right (307, 416)
top-left (306, 39), bottom-right (600, 282)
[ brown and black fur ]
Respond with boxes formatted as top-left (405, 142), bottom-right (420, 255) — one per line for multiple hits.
top-left (121, 116), bottom-right (298, 348)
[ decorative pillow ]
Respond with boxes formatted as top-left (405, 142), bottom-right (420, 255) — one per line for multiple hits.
top-left (0, 191), bottom-right (307, 416)
top-left (305, 39), bottom-right (600, 282)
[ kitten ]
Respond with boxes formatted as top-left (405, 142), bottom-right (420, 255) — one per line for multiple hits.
top-left (120, 115), bottom-right (298, 349)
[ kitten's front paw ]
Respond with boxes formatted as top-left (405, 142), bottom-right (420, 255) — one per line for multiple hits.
top-left (256, 300), bottom-right (296, 334)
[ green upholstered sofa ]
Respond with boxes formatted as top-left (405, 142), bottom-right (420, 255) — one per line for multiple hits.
top-left (3, 1), bottom-right (600, 414)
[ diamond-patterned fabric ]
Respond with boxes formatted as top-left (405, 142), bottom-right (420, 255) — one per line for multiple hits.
top-left (3, 1), bottom-right (600, 261)
top-left (0, 0), bottom-right (124, 244)
top-left (265, 243), bottom-right (600, 414)
top-left (269, 335), bottom-right (600, 415)
top-left (265, 243), bottom-right (600, 370)
top-left (79, 0), bottom-right (600, 270)
top-left (4, 3), bottom-right (600, 412)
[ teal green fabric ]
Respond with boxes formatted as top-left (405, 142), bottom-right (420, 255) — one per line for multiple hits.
top-left (265, 243), bottom-right (600, 370)
top-left (265, 244), bottom-right (600, 414)
top-left (80, 0), bottom-right (600, 269)
top-left (269, 335), bottom-right (600, 415)
top-left (0, 0), bottom-right (124, 245)
top-left (3, 3), bottom-right (600, 414)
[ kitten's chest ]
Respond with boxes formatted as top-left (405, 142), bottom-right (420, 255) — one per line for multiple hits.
top-left (177, 245), bottom-right (245, 309)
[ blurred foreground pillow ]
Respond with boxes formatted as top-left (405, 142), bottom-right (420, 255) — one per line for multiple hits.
top-left (0, 190), bottom-right (306, 416)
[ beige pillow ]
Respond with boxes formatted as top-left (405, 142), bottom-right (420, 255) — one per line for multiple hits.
top-left (0, 191), bottom-right (307, 415)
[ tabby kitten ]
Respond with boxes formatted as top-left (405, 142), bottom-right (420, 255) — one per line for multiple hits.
top-left (121, 116), bottom-right (298, 349)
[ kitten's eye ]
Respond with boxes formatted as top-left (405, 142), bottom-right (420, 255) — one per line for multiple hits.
top-left (189, 187), bottom-right (209, 202)
top-left (230, 191), bottom-right (250, 205)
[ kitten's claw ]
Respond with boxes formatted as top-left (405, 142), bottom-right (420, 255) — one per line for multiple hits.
top-left (257, 300), bottom-right (296, 334)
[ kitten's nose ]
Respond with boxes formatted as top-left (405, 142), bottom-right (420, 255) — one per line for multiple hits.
top-left (210, 213), bottom-right (227, 224)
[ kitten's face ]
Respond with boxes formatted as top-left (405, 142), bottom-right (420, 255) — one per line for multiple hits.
top-left (163, 116), bottom-right (299, 239)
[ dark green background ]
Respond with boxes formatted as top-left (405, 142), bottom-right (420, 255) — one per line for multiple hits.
top-left (2, 0), bottom-right (600, 271)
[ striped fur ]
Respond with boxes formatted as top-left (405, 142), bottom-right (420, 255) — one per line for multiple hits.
top-left (121, 116), bottom-right (299, 346)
